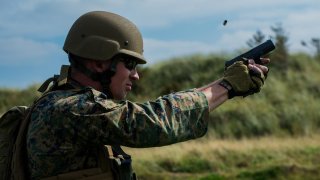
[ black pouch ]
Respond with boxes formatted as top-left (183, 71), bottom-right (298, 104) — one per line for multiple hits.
top-left (108, 145), bottom-right (137, 180)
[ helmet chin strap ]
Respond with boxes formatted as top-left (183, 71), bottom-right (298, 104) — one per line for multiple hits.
top-left (98, 60), bottom-right (118, 99)
top-left (68, 54), bottom-right (118, 99)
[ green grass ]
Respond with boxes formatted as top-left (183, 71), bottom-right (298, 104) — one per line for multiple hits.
top-left (125, 135), bottom-right (320, 180)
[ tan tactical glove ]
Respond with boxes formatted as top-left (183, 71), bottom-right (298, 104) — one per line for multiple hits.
top-left (219, 61), bottom-right (265, 98)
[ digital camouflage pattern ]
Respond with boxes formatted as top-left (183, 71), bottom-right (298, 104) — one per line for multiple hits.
top-left (27, 87), bottom-right (209, 179)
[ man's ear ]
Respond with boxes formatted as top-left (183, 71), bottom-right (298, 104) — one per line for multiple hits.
top-left (91, 61), bottom-right (109, 73)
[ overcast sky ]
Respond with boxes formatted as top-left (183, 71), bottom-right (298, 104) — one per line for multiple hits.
top-left (1, 0), bottom-right (319, 88)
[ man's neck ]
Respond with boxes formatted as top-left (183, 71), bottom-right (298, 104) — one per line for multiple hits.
top-left (70, 68), bottom-right (102, 91)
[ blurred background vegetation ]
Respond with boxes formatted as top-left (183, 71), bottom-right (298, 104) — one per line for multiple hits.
top-left (2, 24), bottom-right (319, 138)
top-left (1, 24), bottom-right (320, 179)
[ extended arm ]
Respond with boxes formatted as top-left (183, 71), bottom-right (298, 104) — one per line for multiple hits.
top-left (197, 79), bottom-right (228, 111)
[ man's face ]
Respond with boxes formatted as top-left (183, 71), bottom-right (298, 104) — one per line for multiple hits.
top-left (109, 59), bottom-right (139, 100)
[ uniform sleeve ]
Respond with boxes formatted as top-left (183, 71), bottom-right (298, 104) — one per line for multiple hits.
top-left (52, 89), bottom-right (209, 148)
top-left (96, 89), bottom-right (209, 147)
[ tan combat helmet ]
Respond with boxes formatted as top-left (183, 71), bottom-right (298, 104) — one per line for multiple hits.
top-left (63, 11), bottom-right (147, 64)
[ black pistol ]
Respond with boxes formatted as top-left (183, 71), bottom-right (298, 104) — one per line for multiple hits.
top-left (225, 40), bottom-right (276, 67)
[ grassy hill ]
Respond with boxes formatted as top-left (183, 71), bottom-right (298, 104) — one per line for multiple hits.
top-left (1, 52), bottom-right (320, 138)
top-left (1, 52), bottom-right (320, 179)
top-left (0, 85), bottom-right (41, 115)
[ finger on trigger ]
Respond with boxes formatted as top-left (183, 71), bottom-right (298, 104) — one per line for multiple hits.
top-left (248, 59), bottom-right (255, 64)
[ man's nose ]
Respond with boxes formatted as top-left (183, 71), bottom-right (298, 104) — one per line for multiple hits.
top-left (130, 69), bottom-right (139, 81)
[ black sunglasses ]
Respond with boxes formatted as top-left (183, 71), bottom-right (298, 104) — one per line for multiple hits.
top-left (118, 58), bottom-right (138, 71)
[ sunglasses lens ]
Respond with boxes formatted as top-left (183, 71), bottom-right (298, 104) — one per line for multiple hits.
top-left (122, 59), bottom-right (137, 70)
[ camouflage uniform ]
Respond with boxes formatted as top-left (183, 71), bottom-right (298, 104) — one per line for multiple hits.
top-left (26, 82), bottom-right (209, 179)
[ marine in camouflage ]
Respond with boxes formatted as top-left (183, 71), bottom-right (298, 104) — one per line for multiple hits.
top-left (27, 86), bottom-right (209, 179)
